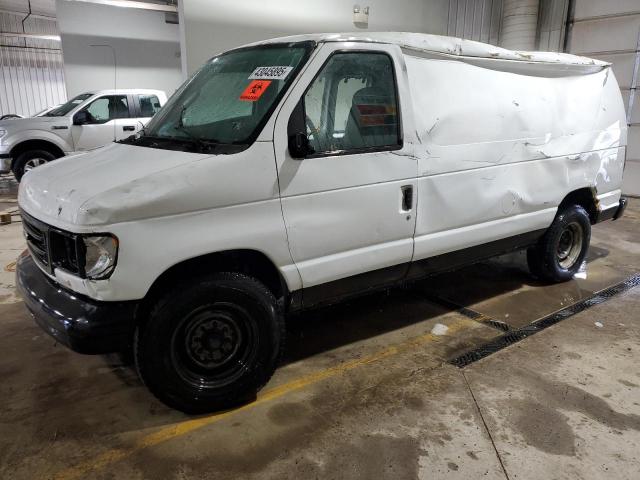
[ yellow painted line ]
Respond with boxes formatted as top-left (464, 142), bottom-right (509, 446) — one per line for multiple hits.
top-left (53, 319), bottom-right (472, 480)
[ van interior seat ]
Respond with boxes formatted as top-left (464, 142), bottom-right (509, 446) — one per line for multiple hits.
top-left (343, 86), bottom-right (398, 150)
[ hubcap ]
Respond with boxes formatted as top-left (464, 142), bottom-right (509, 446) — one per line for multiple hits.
top-left (184, 315), bottom-right (241, 369)
top-left (24, 158), bottom-right (48, 172)
top-left (556, 222), bottom-right (583, 269)
top-left (170, 302), bottom-right (258, 389)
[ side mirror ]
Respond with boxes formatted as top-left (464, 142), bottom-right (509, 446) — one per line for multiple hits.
top-left (288, 132), bottom-right (310, 159)
top-left (73, 111), bottom-right (89, 125)
top-left (287, 99), bottom-right (312, 159)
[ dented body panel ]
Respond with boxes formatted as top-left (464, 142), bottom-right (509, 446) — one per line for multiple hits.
top-left (403, 52), bottom-right (626, 262)
top-left (17, 32), bottom-right (627, 307)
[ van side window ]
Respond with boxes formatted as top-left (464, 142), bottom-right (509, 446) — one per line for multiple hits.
top-left (83, 95), bottom-right (130, 124)
top-left (138, 94), bottom-right (162, 117)
top-left (304, 52), bottom-right (400, 154)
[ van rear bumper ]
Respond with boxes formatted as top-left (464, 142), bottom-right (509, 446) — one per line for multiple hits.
top-left (16, 253), bottom-right (138, 354)
top-left (596, 197), bottom-right (627, 223)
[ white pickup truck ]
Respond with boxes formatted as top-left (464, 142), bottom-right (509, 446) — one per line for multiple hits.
top-left (16, 33), bottom-right (627, 413)
top-left (0, 89), bottom-right (166, 180)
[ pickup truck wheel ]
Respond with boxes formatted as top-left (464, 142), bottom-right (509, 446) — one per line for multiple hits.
top-left (135, 272), bottom-right (284, 414)
top-left (527, 205), bottom-right (591, 283)
top-left (12, 149), bottom-right (56, 181)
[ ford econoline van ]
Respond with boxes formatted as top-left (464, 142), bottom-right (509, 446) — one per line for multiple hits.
top-left (16, 33), bottom-right (627, 412)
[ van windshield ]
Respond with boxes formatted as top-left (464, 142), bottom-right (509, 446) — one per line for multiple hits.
top-left (141, 42), bottom-right (314, 151)
top-left (44, 93), bottom-right (93, 117)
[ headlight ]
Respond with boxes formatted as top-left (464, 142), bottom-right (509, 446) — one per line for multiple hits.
top-left (0, 129), bottom-right (6, 144)
top-left (82, 235), bottom-right (118, 279)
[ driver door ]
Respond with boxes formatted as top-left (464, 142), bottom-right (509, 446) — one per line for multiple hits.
top-left (273, 43), bottom-right (418, 307)
top-left (72, 95), bottom-right (131, 151)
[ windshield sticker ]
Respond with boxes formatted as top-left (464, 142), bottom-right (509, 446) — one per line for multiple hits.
top-left (240, 80), bottom-right (272, 101)
top-left (249, 66), bottom-right (293, 80)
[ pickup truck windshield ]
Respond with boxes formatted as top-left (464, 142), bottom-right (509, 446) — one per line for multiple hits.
top-left (142, 42), bottom-right (313, 150)
top-left (44, 93), bottom-right (92, 117)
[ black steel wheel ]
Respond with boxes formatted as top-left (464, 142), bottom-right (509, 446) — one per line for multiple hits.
top-left (527, 204), bottom-right (591, 283)
top-left (135, 272), bottom-right (284, 413)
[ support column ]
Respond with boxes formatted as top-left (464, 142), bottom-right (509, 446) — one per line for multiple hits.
top-left (500, 0), bottom-right (540, 50)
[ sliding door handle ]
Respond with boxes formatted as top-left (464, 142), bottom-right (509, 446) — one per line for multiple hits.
top-left (401, 185), bottom-right (413, 211)
top-left (122, 125), bottom-right (136, 131)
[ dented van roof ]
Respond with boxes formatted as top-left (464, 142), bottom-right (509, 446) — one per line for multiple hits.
top-left (246, 32), bottom-right (609, 69)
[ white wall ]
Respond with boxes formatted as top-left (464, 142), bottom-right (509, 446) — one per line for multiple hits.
top-left (568, 0), bottom-right (640, 196)
top-left (180, 0), bottom-right (451, 75)
top-left (55, 0), bottom-right (182, 98)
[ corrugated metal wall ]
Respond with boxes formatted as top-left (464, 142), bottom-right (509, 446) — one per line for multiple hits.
top-left (0, 12), bottom-right (66, 117)
top-left (536, 0), bottom-right (569, 52)
top-left (447, 0), bottom-right (504, 45)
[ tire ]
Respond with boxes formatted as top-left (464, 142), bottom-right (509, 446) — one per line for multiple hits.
top-left (527, 204), bottom-right (591, 283)
top-left (134, 272), bottom-right (284, 414)
top-left (12, 149), bottom-right (56, 182)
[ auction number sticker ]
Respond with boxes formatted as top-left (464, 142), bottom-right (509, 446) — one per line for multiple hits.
top-left (240, 80), bottom-right (272, 101)
top-left (249, 66), bottom-right (293, 80)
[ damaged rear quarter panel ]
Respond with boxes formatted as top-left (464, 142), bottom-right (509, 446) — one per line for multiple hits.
top-left (404, 54), bottom-right (627, 261)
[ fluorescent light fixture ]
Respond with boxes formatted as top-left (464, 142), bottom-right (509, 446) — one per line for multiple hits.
top-left (0, 32), bottom-right (61, 41)
top-left (64, 0), bottom-right (178, 13)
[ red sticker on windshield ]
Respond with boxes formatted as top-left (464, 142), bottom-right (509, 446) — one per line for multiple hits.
top-left (240, 80), bottom-right (271, 101)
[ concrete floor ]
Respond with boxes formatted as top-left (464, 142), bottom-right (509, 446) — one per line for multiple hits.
top-left (1, 175), bottom-right (639, 479)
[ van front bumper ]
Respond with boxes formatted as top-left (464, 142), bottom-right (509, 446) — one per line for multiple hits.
top-left (16, 253), bottom-right (138, 354)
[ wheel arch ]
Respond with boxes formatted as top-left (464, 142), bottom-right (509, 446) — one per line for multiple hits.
top-left (138, 249), bottom-right (291, 324)
top-left (10, 139), bottom-right (65, 166)
top-left (557, 187), bottom-right (599, 224)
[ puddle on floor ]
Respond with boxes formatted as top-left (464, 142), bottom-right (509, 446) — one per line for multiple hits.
top-left (415, 246), bottom-right (635, 330)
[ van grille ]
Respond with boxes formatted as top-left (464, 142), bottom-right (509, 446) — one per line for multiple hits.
top-left (23, 214), bottom-right (50, 269)
top-left (21, 211), bottom-right (84, 277)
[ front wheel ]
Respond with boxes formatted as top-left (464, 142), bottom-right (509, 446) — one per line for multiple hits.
top-left (134, 272), bottom-right (284, 414)
top-left (527, 204), bottom-right (591, 283)
top-left (12, 149), bottom-right (56, 181)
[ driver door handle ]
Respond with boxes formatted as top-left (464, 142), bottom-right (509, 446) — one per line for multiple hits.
top-left (122, 125), bottom-right (136, 131)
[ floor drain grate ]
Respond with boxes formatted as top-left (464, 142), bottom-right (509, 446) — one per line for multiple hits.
top-left (420, 295), bottom-right (513, 332)
top-left (449, 273), bottom-right (640, 368)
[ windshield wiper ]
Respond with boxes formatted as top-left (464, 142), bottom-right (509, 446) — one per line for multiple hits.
top-left (172, 111), bottom-right (221, 152)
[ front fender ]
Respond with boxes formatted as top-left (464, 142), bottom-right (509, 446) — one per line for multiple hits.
top-left (5, 129), bottom-right (73, 154)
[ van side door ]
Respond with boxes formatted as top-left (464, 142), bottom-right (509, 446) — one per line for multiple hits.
top-left (71, 94), bottom-right (132, 150)
top-left (273, 43), bottom-right (418, 307)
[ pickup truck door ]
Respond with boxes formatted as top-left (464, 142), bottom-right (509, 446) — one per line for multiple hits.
top-left (71, 94), bottom-right (132, 150)
top-left (131, 93), bottom-right (163, 130)
top-left (273, 43), bottom-right (418, 307)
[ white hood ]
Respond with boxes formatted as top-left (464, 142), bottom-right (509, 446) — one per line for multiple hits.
top-left (18, 142), bottom-right (210, 228)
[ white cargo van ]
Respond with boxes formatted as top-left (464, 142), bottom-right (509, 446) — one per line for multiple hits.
top-left (16, 33), bottom-right (627, 412)
top-left (0, 89), bottom-right (167, 180)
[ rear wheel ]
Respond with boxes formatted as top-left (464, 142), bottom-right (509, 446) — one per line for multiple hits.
top-left (12, 149), bottom-right (56, 181)
top-left (135, 272), bottom-right (284, 414)
top-left (527, 204), bottom-right (591, 282)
